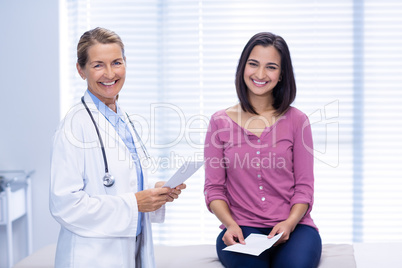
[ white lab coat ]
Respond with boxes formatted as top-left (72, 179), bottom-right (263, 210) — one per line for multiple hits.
top-left (50, 92), bottom-right (164, 268)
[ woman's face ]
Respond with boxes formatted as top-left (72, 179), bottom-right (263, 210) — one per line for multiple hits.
top-left (77, 43), bottom-right (126, 105)
top-left (243, 45), bottom-right (282, 98)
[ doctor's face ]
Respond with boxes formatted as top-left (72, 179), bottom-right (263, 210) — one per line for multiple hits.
top-left (77, 42), bottom-right (126, 105)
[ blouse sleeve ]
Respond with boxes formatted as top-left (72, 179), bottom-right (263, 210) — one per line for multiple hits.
top-left (290, 113), bottom-right (315, 215)
top-left (204, 113), bottom-right (229, 212)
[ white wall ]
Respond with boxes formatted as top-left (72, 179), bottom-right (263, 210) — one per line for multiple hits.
top-left (0, 0), bottom-right (60, 266)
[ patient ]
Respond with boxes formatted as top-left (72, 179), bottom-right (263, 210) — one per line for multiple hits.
top-left (204, 32), bottom-right (322, 267)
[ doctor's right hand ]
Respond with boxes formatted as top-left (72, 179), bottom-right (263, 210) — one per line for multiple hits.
top-left (135, 188), bottom-right (171, 212)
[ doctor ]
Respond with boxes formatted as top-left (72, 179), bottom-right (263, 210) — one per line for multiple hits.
top-left (50, 27), bottom-right (185, 268)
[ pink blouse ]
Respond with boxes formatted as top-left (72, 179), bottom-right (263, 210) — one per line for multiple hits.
top-left (204, 107), bottom-right (318, 230)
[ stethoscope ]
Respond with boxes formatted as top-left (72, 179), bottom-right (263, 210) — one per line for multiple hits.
top-left (81, 96), bottom-right (150, 187)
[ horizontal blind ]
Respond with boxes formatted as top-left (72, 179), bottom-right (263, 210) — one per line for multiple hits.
top-left (61, 0), bottom-right (402, 245)
top-left (150, 1), bottom-right (220, 245)
top-left (362, 0), bottom-right (402, 242)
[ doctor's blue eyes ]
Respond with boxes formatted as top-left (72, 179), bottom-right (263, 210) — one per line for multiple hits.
top-left (91, 61), bottom-right (123, 69)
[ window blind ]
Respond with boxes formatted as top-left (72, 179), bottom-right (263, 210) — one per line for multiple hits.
top-left (362, 0), bottom-right (402, 242)
top-left (61, 0), bottom-right (402, 245)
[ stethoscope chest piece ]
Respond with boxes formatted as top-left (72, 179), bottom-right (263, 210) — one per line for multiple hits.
top-left (103, 173), bottom-right (115, 187)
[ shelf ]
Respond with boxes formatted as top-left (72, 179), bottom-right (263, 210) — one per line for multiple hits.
top-left (0, 187), bottom-right (27, 224)
top-left (0, 170), bottom-right (33, 268)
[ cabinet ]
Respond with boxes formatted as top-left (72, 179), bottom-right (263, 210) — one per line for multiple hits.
top-left (0, 170), bottom-right (33, 268)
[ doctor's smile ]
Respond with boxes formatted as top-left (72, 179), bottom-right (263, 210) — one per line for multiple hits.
top-left (100, 80), bottom-right (117, 86)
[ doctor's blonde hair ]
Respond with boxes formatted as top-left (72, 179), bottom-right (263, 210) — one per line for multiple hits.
top-left (77, 27), bottom-right (125, 68)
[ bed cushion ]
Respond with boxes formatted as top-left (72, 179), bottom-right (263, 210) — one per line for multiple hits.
top-left (14, 243), bottom-right (356, 268)
top-left (318, 244), bottom-right (356, 268)
top-left (354, 242), bottom-right (402, 267)
top-left (155, 244), bottom-right (356, 268)
top-left (13, 244), bottom-right (56, 268)
top-left (155, 244), bottom-right (223, 268)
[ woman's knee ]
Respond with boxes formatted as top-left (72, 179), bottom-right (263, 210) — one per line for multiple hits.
top-left (271, 225), bottom-right (322, 268)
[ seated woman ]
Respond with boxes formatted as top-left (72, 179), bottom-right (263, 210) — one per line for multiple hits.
top-left (204, 32), bottom-right (322, 268)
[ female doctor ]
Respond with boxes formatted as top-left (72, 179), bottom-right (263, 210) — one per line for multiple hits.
top-left (50, 27), bottom-right (185, 268)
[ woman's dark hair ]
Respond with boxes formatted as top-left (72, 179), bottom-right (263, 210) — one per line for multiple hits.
top-left (235, 32), bottom-right (296, 116)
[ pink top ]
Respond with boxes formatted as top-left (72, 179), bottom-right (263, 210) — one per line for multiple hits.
top-left (204, 107), bottom-right (318, 230)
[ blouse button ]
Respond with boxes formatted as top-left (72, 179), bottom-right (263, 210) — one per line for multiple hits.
top-left (257, 139), bottom-right (261, 143)
top-left (256, 151), bottom-right (260, 155)
top-left (259, 186), bottom-right (263, 190)
top-left (257, 174), bottom-right (261, 178)
top-left (261, 197), bottom-right (266, 201)
top-left (256, 163), bottom-right (260, 167)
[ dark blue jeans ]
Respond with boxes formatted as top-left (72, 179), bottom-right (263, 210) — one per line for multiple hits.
top-left (216, 224), bottom-right (322, 268)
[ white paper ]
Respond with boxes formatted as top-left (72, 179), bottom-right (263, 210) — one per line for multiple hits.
top-left (162, 161), bottom-right (203, 188)
top-left (223, 232), bottom-right (283, 256)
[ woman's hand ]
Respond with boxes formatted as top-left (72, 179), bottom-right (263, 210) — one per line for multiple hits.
top-left (209, 200), bottom-right (243, 246)
top-left (223, 224), bottom-right (246, 246)
top-left (268, 220), bottom-right (297, 246)
top-left (268, 203), bottom-right (309, 245)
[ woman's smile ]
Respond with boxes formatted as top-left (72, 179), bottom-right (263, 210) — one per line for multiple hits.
top-left (252, 79), bottom-right (268, 86)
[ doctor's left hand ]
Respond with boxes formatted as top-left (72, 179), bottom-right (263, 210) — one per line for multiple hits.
top-left (135, 187), bottom-right (171, 212)
top-left (155, 181), bottom-right (186, 202)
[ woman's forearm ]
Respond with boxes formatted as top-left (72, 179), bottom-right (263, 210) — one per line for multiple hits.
top-left (286, 203), bottom-right (309, 228)
top-left (209, 199), bottom-right (238, 228)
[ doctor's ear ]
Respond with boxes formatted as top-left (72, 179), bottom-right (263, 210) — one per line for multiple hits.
top-left (76, 63), bottom-right (86, 80)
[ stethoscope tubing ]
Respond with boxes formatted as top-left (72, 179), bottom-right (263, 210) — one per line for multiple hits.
top-left (81, 97), bottom-right (110, 174)
top-left (81, 96), bottom-right (150, 187)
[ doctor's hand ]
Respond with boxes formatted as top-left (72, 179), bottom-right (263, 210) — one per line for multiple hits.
top-left (135, 188), bottom-right (171, 212)
top-left (154, 181), bottom-right (186, 202)
top-left (168, 183), bottom-right (186, 202)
